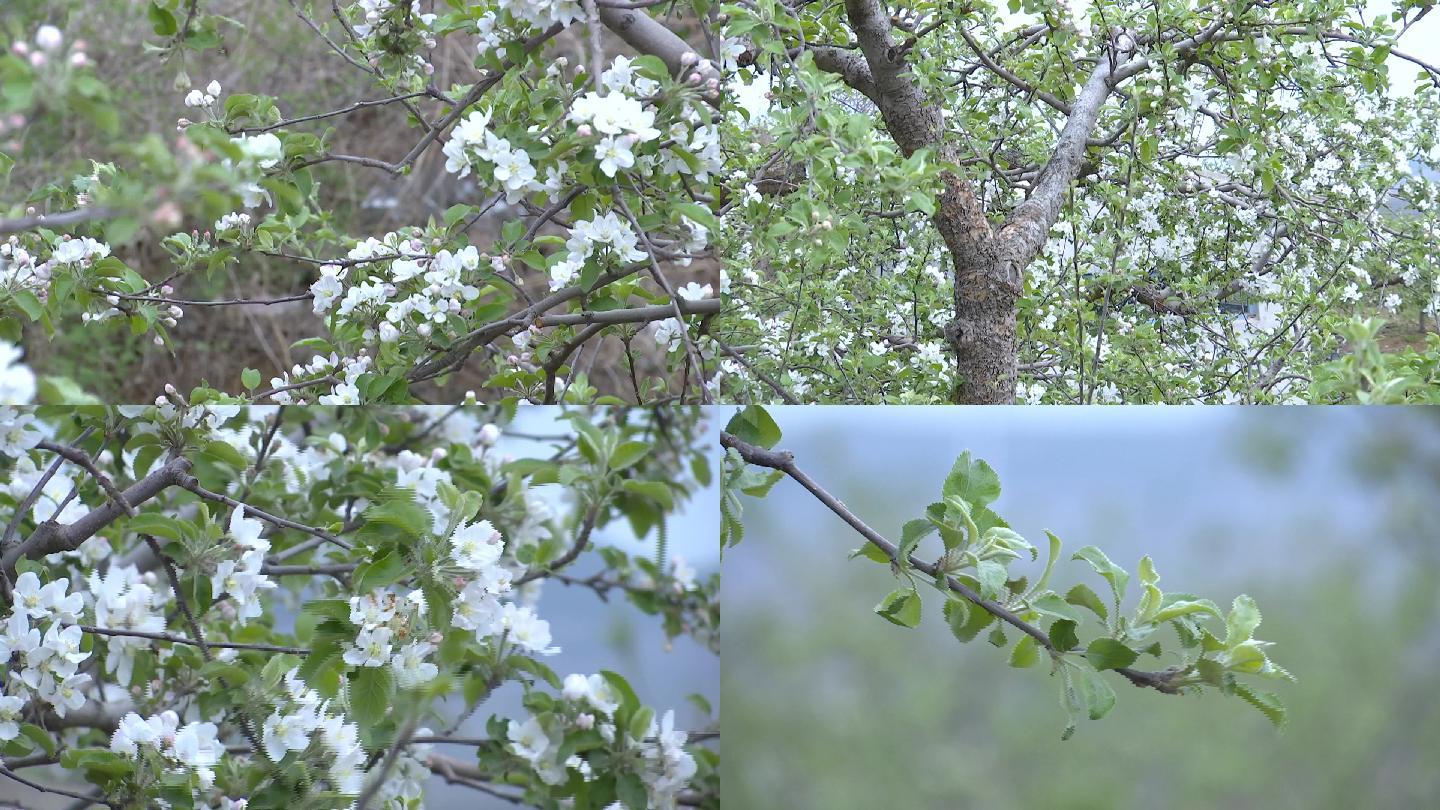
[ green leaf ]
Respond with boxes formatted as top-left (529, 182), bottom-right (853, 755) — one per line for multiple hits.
top-left (620, 479), bottom-right (674, 508)
top-left (353, 549), bottom-right (409, 592)
top-left (734, 466), bottom-right (784, 497)
top-left (941, 451), bottom-right (1001, 507)
top-left (1059, 667), bottom-right (1081, 741)
top-left (19, 724), bottom-right (56, 757)
top-left (361, 490), bottom-right (430, 536)
top-left (348, 667), bottom-right (395, 728)
top-left (1226, 641), bottom-right (1269, 673)
top-left (1065, 583), bottom-right (1108, 622)
top-left (1232, 682), bottom-right (1287, 729)
top-left (1009, 634), bottom-right (1040, 668)
top-left (1225, 595), bottom-right (1262, 647)
top-left (896, 518), bottom-right (933, 564)
top-left (617, 771), bottom-right (648, 810)
top-left (975, 560), bottom-right (1008, 602)
top-left (1071, 546), bottom-right (1130, 611)
top-left (1049, 619), bottom-right (1079, 652)
top-left (1031, 593), bottom-right (1082, 623)
top-left (600, 670), bottom-right (640, 716)
top-left (944, 597), bottom-right (994, 642)
top-left (874, 587), bottom-right (922, 628)
top-left (724, 406), bottom-right (782, 449)
top-left (674, 201), bottom-right (719, 232)
top-left (241, 368), bottom-right (261, 391)
top-left (628, 706), bottom-right (655, 743)
top-left (1029, 531), bottom-right (1063, 595)
top-left (1152, 598), bottom-right (1222, 624)
top-left (848, 543), bottom-right (891, 564)
top-left (1138, 555), bottom-right (1159, 586)
top-left (987, 623), bottom-right (1007, 647)
top-left (608, 441), bottom-right (650, 471)
top-left (1084, 639), bottom-right (1139, 671)
top-left (125, 512), bottom-right (186, 541)
top-left (148, 1), bottom-right (178, 36)
top-left (200, 440), bottom-right (248, 470)
top-left (260, 654), bottom-right (301, 690)
top-left (10, 290), bottom-right (43, 321)
top-left (1075, 667), bottom-right (1117, 720)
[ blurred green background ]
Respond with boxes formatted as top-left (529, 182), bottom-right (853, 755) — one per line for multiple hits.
top-left (723, 406), bottom-right (1440, 810)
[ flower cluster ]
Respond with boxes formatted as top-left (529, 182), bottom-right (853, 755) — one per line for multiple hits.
top-left (50, 234), bottom-right (111, 268)
top-left (213, 211), bottom-right (251, 235)
top-left (2, 237), bottom-right (51, 298)
top-left (265, 351), bottom-right (374, 405)
top-left (0, 406), bottom-right (44, 458)
top-left (208, 509), bottom-right (277, 625)
top-left (447, 516), bottom-right (560, 656)
top-left (184, 80), bottom-right (224, 109)
top-left (222, 132), bottom-right (283, 208)
top-left (0, 572), bottom-right (91, 725)
top-left (261, 668), bottom-right (369, 795)
top-left (497, 0), bottom-right (584, 29)
top-left (110, 710), bottom-right (224, 789)
top-left (88, 563), bottom-right (167, 685)
top-left (441, 108), bottom-right (542, 201)
top-left (550, 211), bottom-right (648, 290)
top-left (508, 673), bottom-right (697, 807)
top-left (310, 230), bottom-right (487, 346)
top-left (343, 588), bottom-right (439, 689)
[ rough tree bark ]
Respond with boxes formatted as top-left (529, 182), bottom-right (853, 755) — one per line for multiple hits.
top-left (811, 3), bottom-right (1142, 403)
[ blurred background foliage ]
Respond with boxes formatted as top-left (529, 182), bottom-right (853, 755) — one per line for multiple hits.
top-left (723, 407), bottom-right (1440, 810)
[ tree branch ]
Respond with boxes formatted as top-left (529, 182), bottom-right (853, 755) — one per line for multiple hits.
top-left (998, 33), bottom-right (1137, 272)
top-left (719, 431), bottom-right (1185, 694)
top-left (1, 456), bottom-right (193, 577)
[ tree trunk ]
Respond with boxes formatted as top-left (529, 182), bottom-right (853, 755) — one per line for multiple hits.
top-left (947, 260), bottom-right (1020, 404)
top-left (931, 171), bottom-right (1020, 404)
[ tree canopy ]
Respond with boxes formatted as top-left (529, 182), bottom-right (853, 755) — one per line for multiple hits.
top-left (716, 0), bottom-right (1440, 403)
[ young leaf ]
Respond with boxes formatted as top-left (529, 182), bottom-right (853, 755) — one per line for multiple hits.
top-left (941, 451), bottom-right (1001, 506)
top-left (1028, 531), bottom-right (1063, 596)
top-left (1031, 593), bottom-right (1083, 623)
top-left (1084, 639), bottom-right (1139, 671)
top-left (874, 587), bottom-right (922, 628)
top-left (1009, 634), bottom-right (1040, 668)
top-left (896, 518), bottom-right (934, 564)
top-left (1225, 595), bottom-right (1262, 647)
top-left (724, 406), bottom-right (782, 449)
top-left (1049, 619), bottom-right (1079, 652)
top-left (1152, 598), bottom-right (1222, 624)
top-left (1065, 583), bottom-right (1109, 622)
top-left (1072, 546), bottom-right (1130, 612)
top-left (1232, 682), bottom-right (1288, 729)
top-left (608, 441), bottom-right (650, 471)
top-left (1075, 667), bottom-right (1117, 720)
top-left (944, 597), bottom-right (994, 643)
top-left (975, 559), bottom-right (1008, 602)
